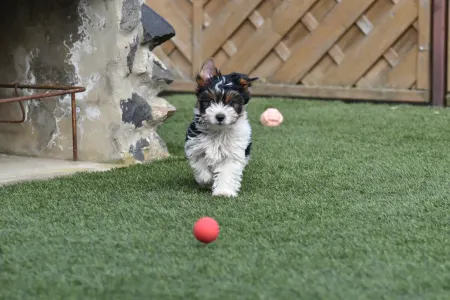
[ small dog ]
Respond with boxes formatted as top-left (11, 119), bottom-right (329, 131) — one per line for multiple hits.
top-left (184, 58), bottom-right (258, 197)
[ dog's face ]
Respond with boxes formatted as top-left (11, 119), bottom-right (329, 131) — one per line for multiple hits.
top-left (195, 58), bottom-right (258, 127)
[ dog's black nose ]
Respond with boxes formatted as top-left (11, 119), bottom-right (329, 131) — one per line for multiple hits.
top-left (216, 114), bottom-right (225, 122)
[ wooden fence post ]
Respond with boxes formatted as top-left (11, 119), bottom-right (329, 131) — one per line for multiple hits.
top-left (430, 0), bottom-right (448, 106)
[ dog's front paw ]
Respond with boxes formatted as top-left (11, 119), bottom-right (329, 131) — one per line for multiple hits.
top-left (194, 170), bottom-right (213, 189)
top-left (212, 188), bottom-right (238, 198)
top-left (198, 181), bottom-right (213, 189)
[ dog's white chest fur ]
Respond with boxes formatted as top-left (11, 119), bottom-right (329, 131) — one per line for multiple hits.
top-left (184, 115), bottom-right (252, 197)
top-left (191, 119), bottom-right (250, 165)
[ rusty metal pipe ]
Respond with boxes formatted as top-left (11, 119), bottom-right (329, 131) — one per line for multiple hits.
top-left (71, 92), bottom-right (78, 161)
top-left (0, 83), bottom-right (86, 161)
top-left (0, 88), bottom-right (85, 104)
top-left (0, 83), bottom-right (26, 123)
top-left (0, 83), bottom-right (85, 91)
top-left (0, 102), bottom-right (26, 124)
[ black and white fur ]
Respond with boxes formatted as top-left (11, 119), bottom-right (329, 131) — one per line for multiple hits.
top-left (184, 58), bottom-right (258, 197)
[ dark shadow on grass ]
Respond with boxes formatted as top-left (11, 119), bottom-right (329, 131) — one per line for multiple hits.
top-left (153, 169), bottom-right (212, 195)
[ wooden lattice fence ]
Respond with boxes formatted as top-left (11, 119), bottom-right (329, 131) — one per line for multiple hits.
top-left (147, 0), bottom-right (432, 103)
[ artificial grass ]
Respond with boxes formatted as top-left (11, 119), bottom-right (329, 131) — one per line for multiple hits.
top-left (1, 95), bottom-right (450, 299)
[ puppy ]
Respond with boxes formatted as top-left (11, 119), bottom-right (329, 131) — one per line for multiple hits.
top-left (184, 58), bottom-right (258, 197)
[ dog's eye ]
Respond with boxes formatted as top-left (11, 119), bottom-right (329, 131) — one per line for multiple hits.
top-left (227, 97), bottom-right (239, 105)
top-left (200, 101), bottom-right (211, 109)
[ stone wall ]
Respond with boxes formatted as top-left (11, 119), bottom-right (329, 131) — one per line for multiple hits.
top-left (0, 0), bottom-right (176, 163)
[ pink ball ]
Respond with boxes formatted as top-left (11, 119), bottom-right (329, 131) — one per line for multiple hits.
top-left (260, 108), bottom-right (283, 127)
top-left (193, 217), bottom-right (220, 244)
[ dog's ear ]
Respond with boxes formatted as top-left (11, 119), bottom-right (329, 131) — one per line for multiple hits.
top-left (196, 58), bottom-right (219, 86)
top-left (238, 75), bottom-right (258, 90)
top-left (227, 73), bottom-right (258, 105)
top-left (228, 72), bottom-right (258, 89)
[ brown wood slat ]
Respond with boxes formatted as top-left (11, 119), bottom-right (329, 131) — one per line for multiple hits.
top-left (223, 0), bottom-right (318, 74)
top-left (279, 20), bottom-right (310, 50)
top-left (172, 0), bottom-right (193, 22)
top-left (164, 80), bottom-right (428, 102)
top-left (250, 52), bottom-right (283, 79)
top-left (383, 48), bottom-right (399, 67)
top-left (417, 0), bottom-right (430, 89)
top-left (202, 0), bottom-right (264, 59)
top-left (254, 0), bottom-right (283, 20)
top-left (160, 40), bottom-right (176, 55)
top-left (222, 21), bottom-right (255, 59)
top-left (335, 25), bottom-right (365, 52)
top-left (318, 0), bottom-right (417, 86)
top-left (152, 47), bottom-right (189, 79)
top-left (203, 0), bottom-right (225, 27)
top-left (169, 49), bottom-right (192, 77)
top-left (356, 59), bottom-right (390, 88)
top-left (204, 0), bottom-right (226, 20)
top-left (273, 0), bottom-right (376, 83)
top-left (192, 0), bottom-right (203, 77)
top-left (308, 0), bottom-right (336, 23)
top-left (385, 47), bottom-right (417, 88)
top-left (364, 0), bottom-right (392, 25)
top-left (212, 50), bottom-right (228, 69)
top-left (147, 0), bottom-right (193, 62)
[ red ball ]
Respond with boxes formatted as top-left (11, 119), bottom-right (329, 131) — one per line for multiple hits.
top-left (193, 217), bottom-right (220, 243)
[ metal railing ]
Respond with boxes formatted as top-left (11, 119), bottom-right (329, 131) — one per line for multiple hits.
top-left (0, 83), bottom-right (86, 161)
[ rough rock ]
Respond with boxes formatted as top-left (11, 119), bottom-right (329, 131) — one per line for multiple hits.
top-left (120, 0), bottom-right (141, 32)
top-left (141, 4), bottom-right (176, 50)
top-left (152, 59), bottom-right (173, 85)
top-left (127, 35), bottom-right (140, 74)
top-left (120, 92), bottom-right (153, 128)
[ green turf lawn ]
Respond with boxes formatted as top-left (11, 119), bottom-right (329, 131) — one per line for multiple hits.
top-left (1, 95), bottom-right (450, 299)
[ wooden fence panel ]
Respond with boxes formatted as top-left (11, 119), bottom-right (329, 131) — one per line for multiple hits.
top-left (147, 0), bottom-right (431, 103)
